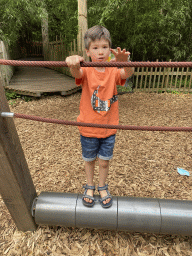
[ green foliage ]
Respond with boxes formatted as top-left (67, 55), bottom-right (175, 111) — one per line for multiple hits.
top-left (87, 0), bottom-right (192, 61)
top-left (0, 0), bottom-right (191, 63)
top-left (5, 91), bottom-right (20, 100)
top-left (5, 90), bottom-right (32, 102)
top-left (46, 0), bottom-right (78, 43)
top-left (117, 85), bottom-right (133, 93)
top-left (0, 0), bottom-right (43, 45)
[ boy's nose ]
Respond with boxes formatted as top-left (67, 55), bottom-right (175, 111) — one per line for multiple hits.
top-left (98, 48), bottom-right (103, 54)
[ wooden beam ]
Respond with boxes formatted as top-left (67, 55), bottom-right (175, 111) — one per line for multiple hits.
top-left (41, 8), bottom-right (49, 61)
top-left (78, 0), bottom-right (89, 61)
top-left (0, 78), bottom-right (37, 231)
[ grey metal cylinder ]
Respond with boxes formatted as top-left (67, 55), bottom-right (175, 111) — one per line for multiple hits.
top-left (117, 196), bottom-right (161, 233)
top-left (159, 199), bottom-right (192, 236)
top-left (33, 192), bottom-right (192, 235)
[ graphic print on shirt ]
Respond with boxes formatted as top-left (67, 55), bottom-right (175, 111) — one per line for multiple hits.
top-left (91, 85), bottom-right (118, 114)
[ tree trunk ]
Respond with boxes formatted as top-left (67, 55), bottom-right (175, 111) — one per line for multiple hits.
top-left (41, 8), bottom-right (49, 61)
top-left (78, 0), bottom-right (88, 61)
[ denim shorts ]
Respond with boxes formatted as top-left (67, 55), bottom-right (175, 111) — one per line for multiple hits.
top-left (80, 134), bottom-right (116, 162)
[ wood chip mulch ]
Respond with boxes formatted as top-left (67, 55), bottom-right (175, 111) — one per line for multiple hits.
top-left (1, 92), bottom-right (192, 255)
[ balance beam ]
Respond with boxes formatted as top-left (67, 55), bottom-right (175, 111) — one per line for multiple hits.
top-left (32, 192), bottom-right (192, 236)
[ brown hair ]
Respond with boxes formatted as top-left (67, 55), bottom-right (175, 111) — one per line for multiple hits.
top-left (84, 25), bottom-right (112, 50)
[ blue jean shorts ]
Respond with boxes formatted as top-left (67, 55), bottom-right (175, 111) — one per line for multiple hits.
top-left (80, 134), bottom-right (116, 162)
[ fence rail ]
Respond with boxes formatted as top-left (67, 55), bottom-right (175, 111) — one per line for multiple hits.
top-left (46, 39), bottom-right (192, 93)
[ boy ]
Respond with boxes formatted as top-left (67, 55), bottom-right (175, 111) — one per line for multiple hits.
top-left (66, 25), bottom-right (134, 208)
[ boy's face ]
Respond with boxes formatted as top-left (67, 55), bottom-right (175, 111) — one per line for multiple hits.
top-left (86, 38), bottom-right (110, 62)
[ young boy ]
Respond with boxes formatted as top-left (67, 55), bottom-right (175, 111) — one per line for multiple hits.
top-left (66, 25), bottom-right (134, 208)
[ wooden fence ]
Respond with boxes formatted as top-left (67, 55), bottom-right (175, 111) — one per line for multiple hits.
top-left (46, 39), bottom-right (192, 93)
top-left (134, 60), bottom-right (192, 93)
top-left (47, 38), bottom-right (83, 77)
top-left (25, 41), bottom-right (43, 57)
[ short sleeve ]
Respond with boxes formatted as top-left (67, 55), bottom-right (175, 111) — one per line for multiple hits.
top-left (116, 68), bottom-right (126, 86)
top-left (75, 78), bottom-right (82, 86)
top-left (75, 68), bottom-right (86, 86)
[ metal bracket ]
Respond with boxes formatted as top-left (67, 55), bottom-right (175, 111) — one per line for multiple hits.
top-left (0, 112), bottom-right (14, 118)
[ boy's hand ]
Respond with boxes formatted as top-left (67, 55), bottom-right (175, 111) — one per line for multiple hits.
top-left (111, 48), bottom-right (134, 79)
top-left (65, 55), bottom-right (84, 70)
top-left (110, 47), bottom-right (130, 62)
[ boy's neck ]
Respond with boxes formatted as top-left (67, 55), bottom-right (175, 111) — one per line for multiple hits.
top-left (94, 67), bottom-right (105, 72)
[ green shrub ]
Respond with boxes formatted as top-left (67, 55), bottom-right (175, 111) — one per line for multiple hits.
top-left (5, 90), bottom-right (32, 102)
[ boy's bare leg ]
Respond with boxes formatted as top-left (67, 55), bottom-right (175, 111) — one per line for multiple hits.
top-left (84, 160), bottom-right (95, 203)
top-left (98, 159), bottom-right (111, 205)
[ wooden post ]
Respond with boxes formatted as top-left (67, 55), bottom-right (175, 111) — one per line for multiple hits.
top-left (0, 79), bottom-right (37, 231)
top-left (78, 0), bottom-right (89, 61)
top-left (41, 8), bottom-right (49, 61)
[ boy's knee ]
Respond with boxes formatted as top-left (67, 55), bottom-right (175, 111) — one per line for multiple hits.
top-left (85, 159), bottom-right (95, 164)
top-left (99, 159), bottom-right (109, 169)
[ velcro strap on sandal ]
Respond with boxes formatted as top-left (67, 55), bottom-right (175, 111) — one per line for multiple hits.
top-left (99, 194), bottom-right (112, 203)
top-left (97, 184), bottom-right (108, 191)
top-left (83, 184), bottom-right (95, 190)
top-left (82, 195), bottom-right (95, 201)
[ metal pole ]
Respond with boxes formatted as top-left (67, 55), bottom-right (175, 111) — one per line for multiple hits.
top-left (33, 192), bottom-right (192, 236)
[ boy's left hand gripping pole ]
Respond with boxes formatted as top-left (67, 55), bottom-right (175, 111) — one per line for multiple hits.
top-left (1, 112), bottom-right (14, 117)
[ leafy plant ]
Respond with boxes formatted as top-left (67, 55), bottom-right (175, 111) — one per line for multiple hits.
top-left (5, 90), bottom-right (32, 102)
top-left (5, 91), bottom-right (21, 100)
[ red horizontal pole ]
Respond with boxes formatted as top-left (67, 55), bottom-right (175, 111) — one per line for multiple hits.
top-left (12, 113), bottom-right (192, 132)
top-left (0, 59), bottom-right (192, 68)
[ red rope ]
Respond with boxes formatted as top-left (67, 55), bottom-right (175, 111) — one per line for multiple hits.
top-left (0, 59), bottom-right (192, 67)
top-left (14, 113), bottom-right (192, 132)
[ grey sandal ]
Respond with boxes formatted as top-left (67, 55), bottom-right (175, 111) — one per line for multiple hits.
top-left (98, 184), bottom-right (113, 208)
top-left (82, 184), bottom-right (96, 207)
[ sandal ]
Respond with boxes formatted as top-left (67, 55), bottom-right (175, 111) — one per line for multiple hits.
top-left (82, 184), bottom-right (96, 207)
top-left (98, 184), bottom-right (113, 208)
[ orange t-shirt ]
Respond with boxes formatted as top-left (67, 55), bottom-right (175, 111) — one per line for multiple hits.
top-left (75, 67), bottom-right (126, 138)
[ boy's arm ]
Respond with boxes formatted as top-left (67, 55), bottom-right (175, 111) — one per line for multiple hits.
top-left (70, 67), bottom-right (83, 79)
top-left (65, 55), bottom-right (84, 79)
top-left (110, 48), bottom-right (134, 79)
top-left (120, 66), bottom-right (134, 80)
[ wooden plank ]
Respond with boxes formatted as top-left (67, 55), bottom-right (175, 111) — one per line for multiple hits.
top-left (148, 65), bottom-right (153, 92)
top-left (5, 88), bottom-right (41, 97)
top-left (140, 67), bottom-right (144, 90)
top-left (135, 67), bottom-right (139, 90)
top-left (184, 67), bottom-right (189, 92)
top-left (189, 71), bottom-right (192, 93)
top-left (0, 79), bottom-right (37, 231)
top-left (170, 66), bottom-right (174, 88)
top-left (162, 66), bottom-right (166, 89)
top-left (7, 65), bottom-right (78, 97)
top-left (174, 67), bottom-right (179, 89)
top-left (157, 67), bottom-right (161, 91)
top-left (144, 64), bottom-right (148, 92)
top-left (165, 60), bottom-right (171, 90)
top-left (152, 59), bottom-right (158, 91)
